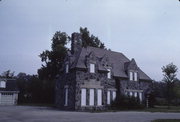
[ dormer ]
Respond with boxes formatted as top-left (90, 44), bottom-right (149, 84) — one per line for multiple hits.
top-left (0, 80), bottom-right (6, 88)
top-left (124, 58), bottom-right (139, 81)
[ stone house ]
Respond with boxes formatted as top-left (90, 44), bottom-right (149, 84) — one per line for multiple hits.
top-left (55, 33), bottom-right (152, 110)
top-left (0, 78), bottom-right (19, 105)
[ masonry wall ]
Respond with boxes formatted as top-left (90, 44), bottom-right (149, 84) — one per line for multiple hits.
top-left (119, 79), bottom-right (152, 101)
top-left (74, 69), bottom-right (116, 111)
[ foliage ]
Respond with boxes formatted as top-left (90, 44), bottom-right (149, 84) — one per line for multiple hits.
top-left (162, 63), bottom-right (179, 107)
top-left (1, 70), bottom-right (15, 78)
top-left (152, 119), bottom-right (180, 122)
top-left (111, 95), bottom-right (144, 110)
top-left (80, 27), bottom-right (105, 49)
top-left (38, 31), bottom-right (69, 80)
top-left (173, 81), bottom-right (180, 105)
top-left (16, 73), bottom-right (54, 104)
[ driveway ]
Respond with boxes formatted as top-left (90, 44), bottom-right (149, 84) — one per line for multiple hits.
top-left (0, 106), bottom-right (180, 122)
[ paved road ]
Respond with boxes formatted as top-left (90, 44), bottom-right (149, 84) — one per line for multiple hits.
top-left (0, 106), bottom-right (180, 122)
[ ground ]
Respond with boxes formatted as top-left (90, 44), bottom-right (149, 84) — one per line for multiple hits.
top-left (0, 106), bottom-right (180, 122)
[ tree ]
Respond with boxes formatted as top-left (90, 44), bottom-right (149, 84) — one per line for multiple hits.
top-left (1, 70), bottom-right (14, 78)
top-left (173, 81), bottom-right (180, 106)
top-left (80, 27), bottom-right (105, 49)
top-left (162, 63), bottom-right (178, 107)
top-left (38, 31), bottom-right (69, 80)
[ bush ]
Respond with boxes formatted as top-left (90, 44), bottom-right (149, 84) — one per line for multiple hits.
top-left (111, 95), bottom-right (145, 110)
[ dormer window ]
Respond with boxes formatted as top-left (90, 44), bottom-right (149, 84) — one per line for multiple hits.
top-left (134, 72), bottom-right (138, 81)
top-left (0, 81), bottom-right (6, 88)
top-left (129, 72), bottom-right (133, 81)
top-left (66, 64), bottom-right (69, 73)
top-left (90, 63), bottom-right (95, 73)
top-left (107, 69), bottom-right (111, 79)
top-left (129, 71), bottom-right (138, 81)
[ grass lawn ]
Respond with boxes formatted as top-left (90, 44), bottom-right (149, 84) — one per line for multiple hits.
top-left (145, 106), bottom-right (180, 113)
top-left (152, 119), bottom-right (180, 122)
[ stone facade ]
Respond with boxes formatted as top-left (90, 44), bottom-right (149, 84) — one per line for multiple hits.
top-left (55, 33), bottom-right (152, 111)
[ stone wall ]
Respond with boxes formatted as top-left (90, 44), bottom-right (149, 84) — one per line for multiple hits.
top-left (75, 70), bottom-right (116, 110)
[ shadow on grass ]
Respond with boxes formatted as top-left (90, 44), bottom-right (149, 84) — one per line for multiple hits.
top-left (152, 119), bottom-right (180, 122)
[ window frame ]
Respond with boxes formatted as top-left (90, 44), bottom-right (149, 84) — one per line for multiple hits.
top-left (97, 89), bottom-right (102, 106)
top-left (90, 63), bottom-right (95, 73)
top-left (81, 88), bottom-right (87, 106)
top-left (65, 64), bottom-right (69, 73)
top-left (89, 89), bottom-right (95, 106)
top-left (107, 68), bottom-right (111, 79)
top-left (0, 81), bottom-right (6, 88)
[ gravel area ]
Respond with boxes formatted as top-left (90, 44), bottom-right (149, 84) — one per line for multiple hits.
top-left (0, 106), bottom-right (180, 122)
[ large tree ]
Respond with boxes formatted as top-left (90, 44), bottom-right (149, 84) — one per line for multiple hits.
top-left (80, 27), bottom-right (105, 49)
top-left (162, 63), bottom-right (178, 107)
top-left (38, 31), bottom-right (69, 80)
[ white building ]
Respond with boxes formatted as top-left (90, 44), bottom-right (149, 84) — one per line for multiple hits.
top-left (0, 79), bottom-right (19, 105)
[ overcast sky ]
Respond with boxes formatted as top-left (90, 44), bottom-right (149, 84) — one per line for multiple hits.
top-left (0, 0), bottom-right (180, 81)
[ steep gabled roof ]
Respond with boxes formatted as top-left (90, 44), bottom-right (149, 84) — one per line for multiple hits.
top-left (0, 79), bottom-right (19, 92)
top-left (70, 46), bottom-right (151, 81)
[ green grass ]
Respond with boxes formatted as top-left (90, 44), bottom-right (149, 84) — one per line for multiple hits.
top-left (144, 106), bottom-right (180, 113)
top-left (152, 119), bottom-right (180, 122)
top-left (18, 103), bottom-right (54, 107)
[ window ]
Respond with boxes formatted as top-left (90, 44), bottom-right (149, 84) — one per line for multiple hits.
top-left (90, 64), bottom-right (95, 73)
top-left (134, 72), bottom-right (138, 81)
top-left (112, 91), bottom-right (116, 101)
top-left (129, 91), bottom-right (133, 96)
top-left (65, 64), bottom-right (69, 73)
top-left (0, 81), bottom-right (6, 88)
top-left (129, 71), bottom-right (138, 81)
top-left (89, 89), bottom-right (94, 106)
top-left (97, 89), bottom-right (102, 106)
top-left (64, 87), bottom-right (68, 106)
top-left (107, 91), bottom-right (111, 105)
top-left (139, 92), bottom-right (142, 102)
top-left (107, 69), bottom-right (111, 79)
top-left (134, 92), bottom-right (137, 97)
top-left (129, 72), bottom-right (133, 81)
top-left (81, 89), bottom-right (86, 106)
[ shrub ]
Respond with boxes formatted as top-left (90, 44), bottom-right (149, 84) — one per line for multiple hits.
top-left (111, 95), bottom-right (145, 110)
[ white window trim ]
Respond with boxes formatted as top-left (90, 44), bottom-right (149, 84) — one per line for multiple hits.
top-left (65, 64), bottom-right (69, 73)
top-left (134, 72), bottom-right (138, 81)
top-left (107, 91), bottom-right (111, 105)
top-left (81, 88), bottom-right (87, 106)
top-left (97, 89), bottom-right (102, 106)
top-left (107, 69), bottom-right (111, 79)
top-left (0, 81), bottom-right (6, 88)
top-left (129, 71), bottom-right (133, 81)
top-left (112, 91), bottom-right (116, 101)
top-left (89, 89), bottom-right (94, 106)
top-left (90, 63), bottom-right (95, 73)
top-left (139, 92), bottom-right (143, 102)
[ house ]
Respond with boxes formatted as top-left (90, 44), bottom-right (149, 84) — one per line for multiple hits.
top-left (0, 78), bottom-right (19, 105)
top-left (55, 33), bottom-right (152, 110)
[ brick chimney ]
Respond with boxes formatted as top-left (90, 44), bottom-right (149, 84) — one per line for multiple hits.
top-left (71, 33), bottom-right (82, 54)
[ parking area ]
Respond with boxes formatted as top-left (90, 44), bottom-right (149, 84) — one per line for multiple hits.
top-left (0, 106), bottom-right (180, 122)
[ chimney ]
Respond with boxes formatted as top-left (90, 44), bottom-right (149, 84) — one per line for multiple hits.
top-left (71, 33), bottom-right (82, 54)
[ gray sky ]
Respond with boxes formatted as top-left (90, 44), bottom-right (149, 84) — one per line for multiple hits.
top-left (0, 0), bottom-right (180, 81)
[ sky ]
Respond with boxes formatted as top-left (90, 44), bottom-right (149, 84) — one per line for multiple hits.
top-left (0, 0), bottom-right (180, 81)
